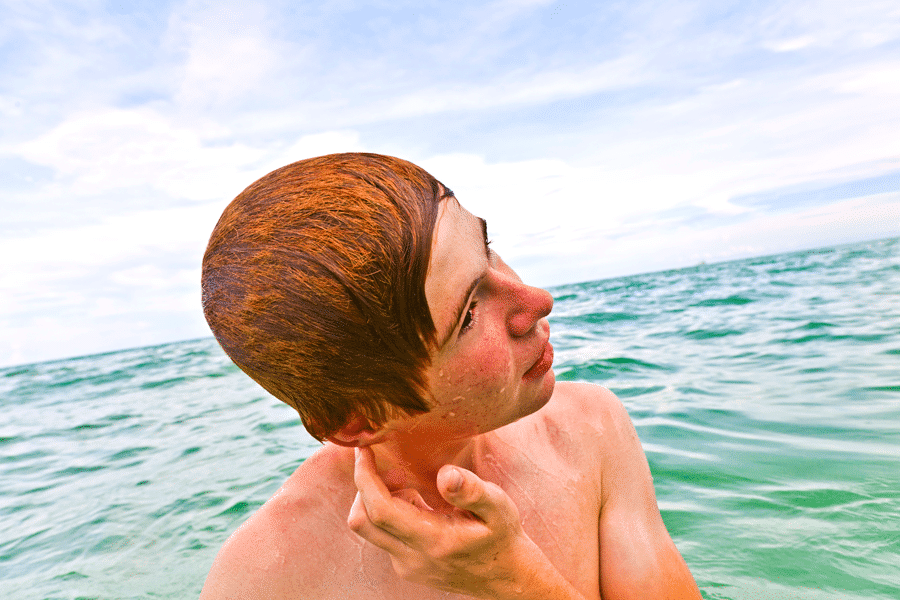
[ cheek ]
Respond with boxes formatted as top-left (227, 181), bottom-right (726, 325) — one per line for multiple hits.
top-left (445, 334), bottom-right (514, 398)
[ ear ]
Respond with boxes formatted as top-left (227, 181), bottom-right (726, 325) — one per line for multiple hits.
top-left (326, 414), bottom-right (383, 447)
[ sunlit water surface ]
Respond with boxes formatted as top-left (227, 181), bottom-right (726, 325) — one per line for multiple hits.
top-left (2, 237), bottom-right (898, 599)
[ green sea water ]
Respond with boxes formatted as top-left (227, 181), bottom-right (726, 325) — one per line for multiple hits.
top-left (2, 237), bottom-right (899, 599)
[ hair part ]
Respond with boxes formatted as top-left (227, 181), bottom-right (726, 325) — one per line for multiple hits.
top-left (201, 153), bottom-right (452, 440)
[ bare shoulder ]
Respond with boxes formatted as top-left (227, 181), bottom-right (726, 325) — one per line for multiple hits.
top-left (499, 381), bottom-right (637, 496)
top-left (549, 383), bottom-right (703, 598)
top-left (544, 380), bottom-right (634, 436)
top-left (539, 381), bottom-right (648, 502)
top-left (199, 446), bottom-right (356, 600)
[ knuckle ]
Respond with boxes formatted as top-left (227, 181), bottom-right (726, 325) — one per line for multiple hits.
top-left (486, 483), bottom-right (517, 514)
top-left (391, 558), bottom-right (417, 581)
top-left (390, 558), bottom-right (408, 578)
top-left (430, 536), bottom-right (479, 563)
top-left (430, 541), bottom-right (454, 562)
top-left (483, 481), bottom-right (503, 501)
top-left (468, 482), bottom-right (488, 505)
top-left (346, 512), bottom-right (364, 532)
top-left (366, 506), bottom-right (390, 528)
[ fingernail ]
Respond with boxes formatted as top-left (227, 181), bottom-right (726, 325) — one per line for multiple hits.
top-left (447, 468), bottom-right (462, 493)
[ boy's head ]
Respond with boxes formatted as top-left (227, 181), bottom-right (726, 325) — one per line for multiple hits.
top-left (201, 153), bottom-right (451, 440)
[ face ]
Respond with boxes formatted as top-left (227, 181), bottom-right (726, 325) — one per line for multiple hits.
top-left (412, 198), bottom-right (555, 439)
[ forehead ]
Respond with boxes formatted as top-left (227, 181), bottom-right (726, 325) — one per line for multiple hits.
top-left (425, 199), bottom-right (485, 333)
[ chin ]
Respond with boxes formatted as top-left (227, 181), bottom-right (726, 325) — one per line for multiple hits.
top-left (522, 370), bottom-right (557, 418)
top-left (537, 370), bottom-right (557, 406)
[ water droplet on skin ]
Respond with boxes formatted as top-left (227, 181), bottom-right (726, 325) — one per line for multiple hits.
top-left (448, 412), bottom-right (456, 417)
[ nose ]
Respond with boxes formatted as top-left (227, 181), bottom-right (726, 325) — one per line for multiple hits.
top-left (504, 279), bottom-right (553, 338)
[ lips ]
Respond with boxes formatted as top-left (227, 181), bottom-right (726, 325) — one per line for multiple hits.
top-left (523, 339), bottom-right (554, 380)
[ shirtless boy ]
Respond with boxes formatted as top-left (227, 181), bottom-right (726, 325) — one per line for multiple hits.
top-left (199, 153), bottom-right (702, 599)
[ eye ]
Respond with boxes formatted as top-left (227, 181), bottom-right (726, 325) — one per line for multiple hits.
top-left (459, 301), bottom-right (478, 334)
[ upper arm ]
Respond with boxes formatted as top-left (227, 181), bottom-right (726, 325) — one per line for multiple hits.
top-left (199, 504), bottom-right (315, 600)
top-left (199, 521), bottom-right (290, 600)
top-left (572, 384), bottom-right (702, 600)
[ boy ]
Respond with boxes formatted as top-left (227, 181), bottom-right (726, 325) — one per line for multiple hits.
top-left (200, 153), bottom-right (701, 599)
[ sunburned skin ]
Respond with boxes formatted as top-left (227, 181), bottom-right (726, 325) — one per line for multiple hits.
top-left (484, 456), bottom-right (567, 561)
top-left (199, 196), bottom-right (702, 600)
top-left (201, 388), bottom-right (603, 599)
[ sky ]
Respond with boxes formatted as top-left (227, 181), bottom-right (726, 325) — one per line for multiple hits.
top-left (2, 0), bottom-right (900, 367)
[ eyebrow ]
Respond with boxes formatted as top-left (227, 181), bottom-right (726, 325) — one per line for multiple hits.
top-left (438, 217), bottom-right (491, 348)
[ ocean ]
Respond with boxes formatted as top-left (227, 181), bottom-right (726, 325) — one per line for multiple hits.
top-left (2, 236), bottom-right (898, 599)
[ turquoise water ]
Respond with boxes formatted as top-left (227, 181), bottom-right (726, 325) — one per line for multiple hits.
top-left (2, 237), bottom-right (899, 599)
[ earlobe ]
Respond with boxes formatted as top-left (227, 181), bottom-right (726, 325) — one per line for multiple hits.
top-left (326, 414), bottom-right (382, 447)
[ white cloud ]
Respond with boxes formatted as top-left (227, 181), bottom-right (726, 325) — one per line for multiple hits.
top-left (277, 131), bottom-right (364, 163)
top-left (423, 152), bottom-right (699, 232)
top-left (0, 204), bottom-right (213, 294)
top-left (0, 202), bottom-right (218, 366)
top-left (383, 56), bottom-right (647, 118)
top-left (0, 123), bottom-right (373, 366)
top-left (763, 36), bottom-right (817, 52)
top-left (17, 108), bottom-right (260, 201)
top-left (0, 94), bottom-right (25, 118)
top-left (3, 0), bottom-right (900, 365)
top-left (758, 0), bottom-right (900, 50)
top-left (163, 0), bottom-right (292, 110)
top-left (11, 109), bottom-right (371, 228)
top-left (529, 191), bottom-right (900, 286)
top-left (421, 150), bottom-right (900, 286)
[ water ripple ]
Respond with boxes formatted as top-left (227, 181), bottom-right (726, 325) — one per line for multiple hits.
top-left (2, 238), bottom-right (899, 599)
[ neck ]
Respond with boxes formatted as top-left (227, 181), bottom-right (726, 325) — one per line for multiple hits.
top-left (368, 429), bottom-right (481, 514)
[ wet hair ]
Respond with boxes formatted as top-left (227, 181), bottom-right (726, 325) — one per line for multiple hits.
top-left (201, 153), bottom-right (451, 440)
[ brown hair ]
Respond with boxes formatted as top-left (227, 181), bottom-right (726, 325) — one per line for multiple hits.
top-left (201, 153), bottom-right (450, 440)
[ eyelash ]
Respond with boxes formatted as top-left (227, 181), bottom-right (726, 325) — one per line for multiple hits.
top-left (459, 238), bottom-right (492, 336)
top-left (460, 300), bottom-right (478, 334)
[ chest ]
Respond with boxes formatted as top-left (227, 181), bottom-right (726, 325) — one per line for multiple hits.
top-left (316, 429), bottom-right (601, 599)
top-left (476, 426), bottom-right (602, 595)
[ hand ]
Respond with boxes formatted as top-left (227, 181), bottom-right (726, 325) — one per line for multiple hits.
top-left (348, 446), bottom-right (574, 599)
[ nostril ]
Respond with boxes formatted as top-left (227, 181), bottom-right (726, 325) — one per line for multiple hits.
top-left (507, 284), bottom-right (553, 337)
top-left (540, 288), bottom-right (554, 317)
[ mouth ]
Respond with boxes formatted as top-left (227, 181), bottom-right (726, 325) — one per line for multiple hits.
top-left (523, 339), bottom-right (554, 380)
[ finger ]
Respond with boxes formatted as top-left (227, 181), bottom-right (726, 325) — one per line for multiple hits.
top-left (347, 491), bottom-right (411, 556)
top-left (353, 446), bottom-right (391, 498)
top-left (353, 447), bottom-right (422, 540)
top-left (437, 465), bottom-right (520, 527)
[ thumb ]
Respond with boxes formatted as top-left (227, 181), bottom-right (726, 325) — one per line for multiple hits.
top-left (437, 465), bottom-right (519, 526)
